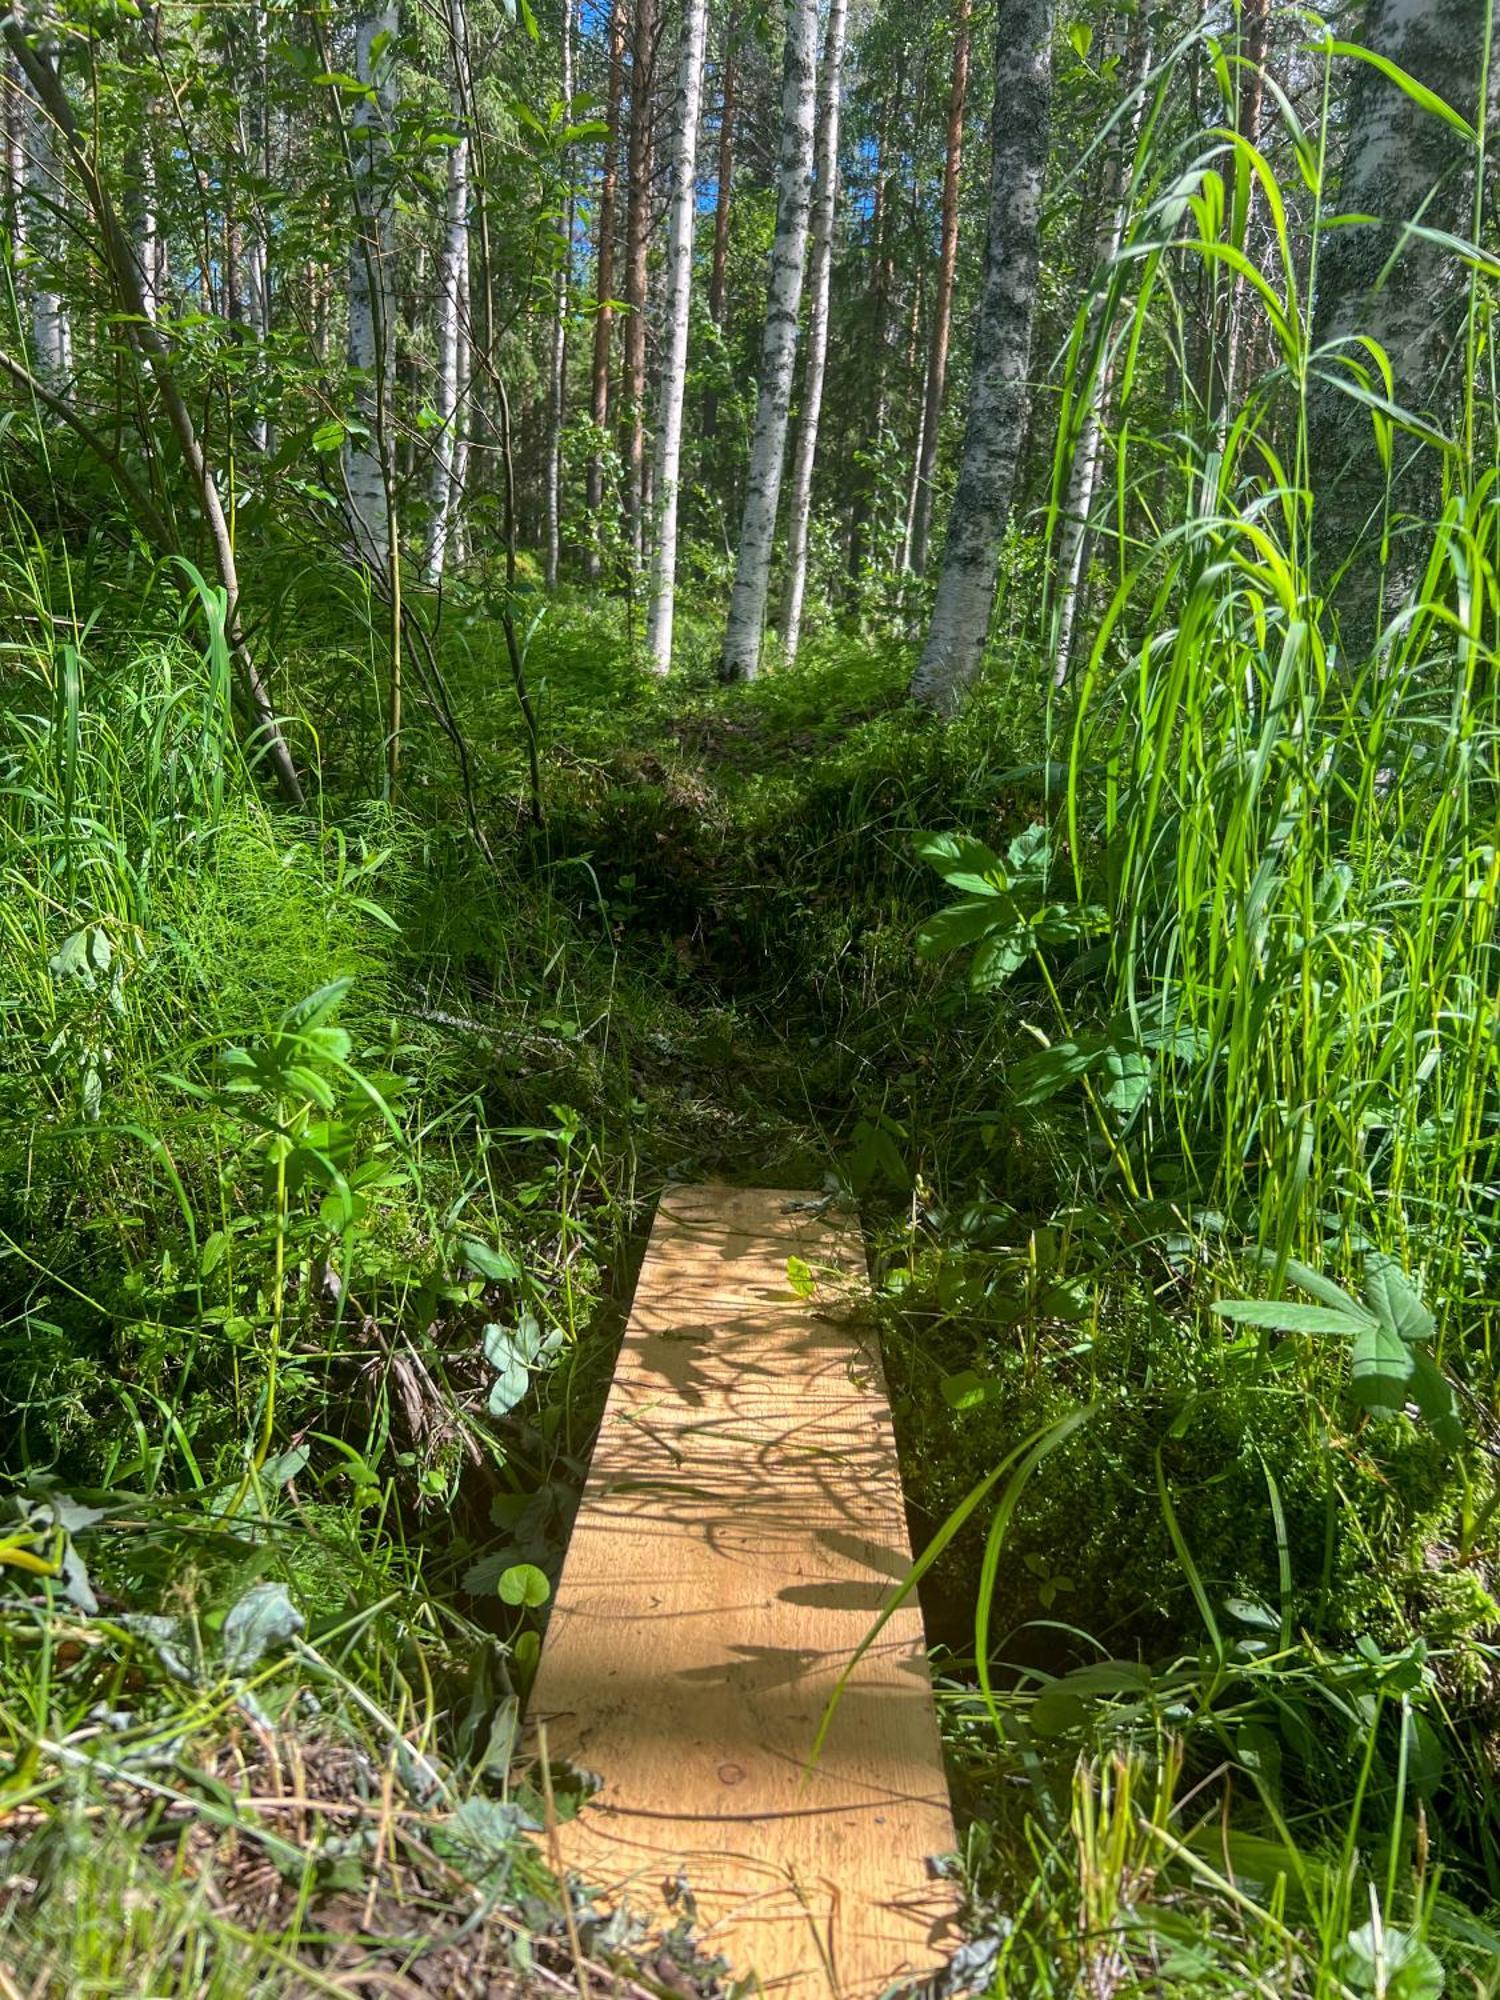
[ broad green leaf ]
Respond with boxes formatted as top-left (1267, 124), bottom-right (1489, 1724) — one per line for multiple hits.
top-left (917, 897), bottom-right (1007, 958)
top-left (1099, 1043), bottom-right (1151, 1120)
top-left (1409, 1348), bottom-right (1463, 1450)
top-left (1005, 823), bottom-right (1049, 878)
top-left (970, 929), bottom-right (1030, 989)
top-left (466, 1240), bottom-right (521, 1283)
top-left (1334, 1920), bottom-right (1445, 2000)
top-left (940, 1368), bottom-right (993, 1412)
top-left (1212, 1300), bottom-right (1370, 1337)
top-left (1249, 1251), bottom-right (1363, 1317)
top-left (1350, 1317), bottom-right (1417, 1411)
top-left (220, 1581), bottom-right (303, 1673)
top-left (1011, 1039), bottom-right (1097, 1105)
top-left (498, 1562), bottom-right (550, 1608)
top-left (913, 831), bottom-right (1006, 895)
top-left (1362, 1253), bottom-right (1435, 1345)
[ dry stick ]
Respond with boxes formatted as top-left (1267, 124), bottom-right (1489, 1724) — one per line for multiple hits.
top-left (3, 20), bottom-right (304, 807)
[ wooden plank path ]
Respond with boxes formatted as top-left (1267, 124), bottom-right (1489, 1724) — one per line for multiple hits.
top-left (526, 1184), bottom-right (957, 1999)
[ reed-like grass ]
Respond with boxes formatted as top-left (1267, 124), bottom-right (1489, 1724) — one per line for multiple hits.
top-left (1047, 24), bottom-right (1500, 1345)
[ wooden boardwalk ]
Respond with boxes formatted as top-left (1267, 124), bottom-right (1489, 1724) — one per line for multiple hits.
top-left (526, 1184), bottom-right (957, 2000)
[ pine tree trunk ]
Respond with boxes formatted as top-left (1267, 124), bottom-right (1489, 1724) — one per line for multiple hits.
top-left (777, 0), bottom-right (849, 664)
top-left (545, 0), bottom-right (574, 588)
top-left (720, 0), bottom-right (820, 681)
top-left (1308, 0), bottom-right (1488, 649)
top-left (622, 0), bottom-right (657, 564)
top-left (425, 0), bottom-right (471, 586)
top-left (907, 0), bottom-right (971, 577)
top-left (1051, 14), bottom-right (1150, 682)
top-left (910, 0), bottom-right (1054, 714)
top-left (702, 6), bottom-right (738, 437)
top-left (344, 3), bottom-right (399, 574)
top-left (585, 0), bottom-right (625, 579)
top-left (644, 0), bottom-right (708, 671)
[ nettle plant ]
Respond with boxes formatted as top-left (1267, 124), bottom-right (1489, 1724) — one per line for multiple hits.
top-left (1213, 1253), bottom-right (1463, 1450)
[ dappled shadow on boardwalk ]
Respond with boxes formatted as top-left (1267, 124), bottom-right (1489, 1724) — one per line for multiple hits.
top-left (525, 1185), bottom-right (957, 2000)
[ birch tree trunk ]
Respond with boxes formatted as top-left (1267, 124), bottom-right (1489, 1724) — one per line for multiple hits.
top-left (239, 3), bottom-right (271, 448)
top-left (344, 3), bottom-right (398, 574)
top-left (4, 53), bottom-right (25, 264)
top-left (719, 0), bottom-right (819, 681)
top-left (585, 0), bottom-right (625, 578)
top-left (907, 0), bottom-right (971, 577)
top-left (544, 0), bottom-right (574, 589)
top-left (644, 0), bottom-right (708, 672)
top-left (702, 6), bottom-right (738, 437)
top-left (622, 0), bottom-right (657, 564)
top-left (910, 0), bottom-right (1054, 713)
top-left (777, 0), bottom-right (849, 664)
top-left (1308, 0), bottom-right (1489, 651)
top-left (1051, 15), bottom-right (1150, 682)
top-left (22, 38), bottom-right (70, 384)
top-left (425, 0), bottom-right (471, 586)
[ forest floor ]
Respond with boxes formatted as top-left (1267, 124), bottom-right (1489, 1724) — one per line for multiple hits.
top-left (3, 586), bottom-right (1498, 1997)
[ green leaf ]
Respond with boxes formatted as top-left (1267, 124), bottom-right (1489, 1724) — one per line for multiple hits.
top-left (1010, 1038), bottom-right (1097, 1105)
top-left (913, 831), bottom-right (1006, 896)
top-left (1334, 1921), bottom-right (1444, 2000)
top-left (1249, 1252), bottom-right (1364, 1317)
top-left (311, 417), bottom-right (347, 453)
top-left (498, 1562), bottom-right (550, 1608)
top-left (786, 1255), bottom-right (816, 1299)
top-left (1099, 1042), bottom-right (1151, 1120)
top-left (1005, 824), bottom-right (1050, 878)
top-left (1409, 1348), bottom-right (1463, 1450)
top-left (1031, 1660), bottom-right (1152, 1736)
top-left (1350, 1317), bottom-right (1417, 1411)
top-left (917, 897), bottom-right (1007, 958)
top-left (1212, 1300), bottom-right (1371, 1337)
top-left (970, 929), bottom-right (1030, 989)
top-left (941, 1368), bottom-right (993, 1412)
top-left (220, 1582), bottom-right (303, 1674)
top-left (465, 1240), bottom-right (521, 1284)
top-left (1362, 1254), bottom-right (1435, 1346)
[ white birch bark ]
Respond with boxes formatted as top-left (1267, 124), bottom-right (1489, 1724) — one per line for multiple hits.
top-left (776, 0), bottom-right (848, 665)
top-left (910, 0), bottom-right (1054, 714)
top-left (643, 0), bottom-right (709, 671)
top-left (344, 3), bottom-right (398, 572)
top-left (239, 3), bottom-right (271, 447)
top-left (719, 0), bottom-right (819, 680)
top-left (425, 0), bottom-right (471, 585)
top-left (6, 53), bottom-right (28, 266)
top-left (23, 40), bottom-right (70, 384)
top-left (544, 0), bottom-right (574, 588)
top-left (1051, 17), bottom-right (1149, 682)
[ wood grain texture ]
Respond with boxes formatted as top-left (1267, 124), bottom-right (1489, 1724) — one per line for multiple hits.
top-left (526, 1183), bottom-right (957, 1999)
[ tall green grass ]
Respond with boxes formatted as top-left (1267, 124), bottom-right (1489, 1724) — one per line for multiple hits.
top-left (1048, 25), bottom-right (1500, 1333)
